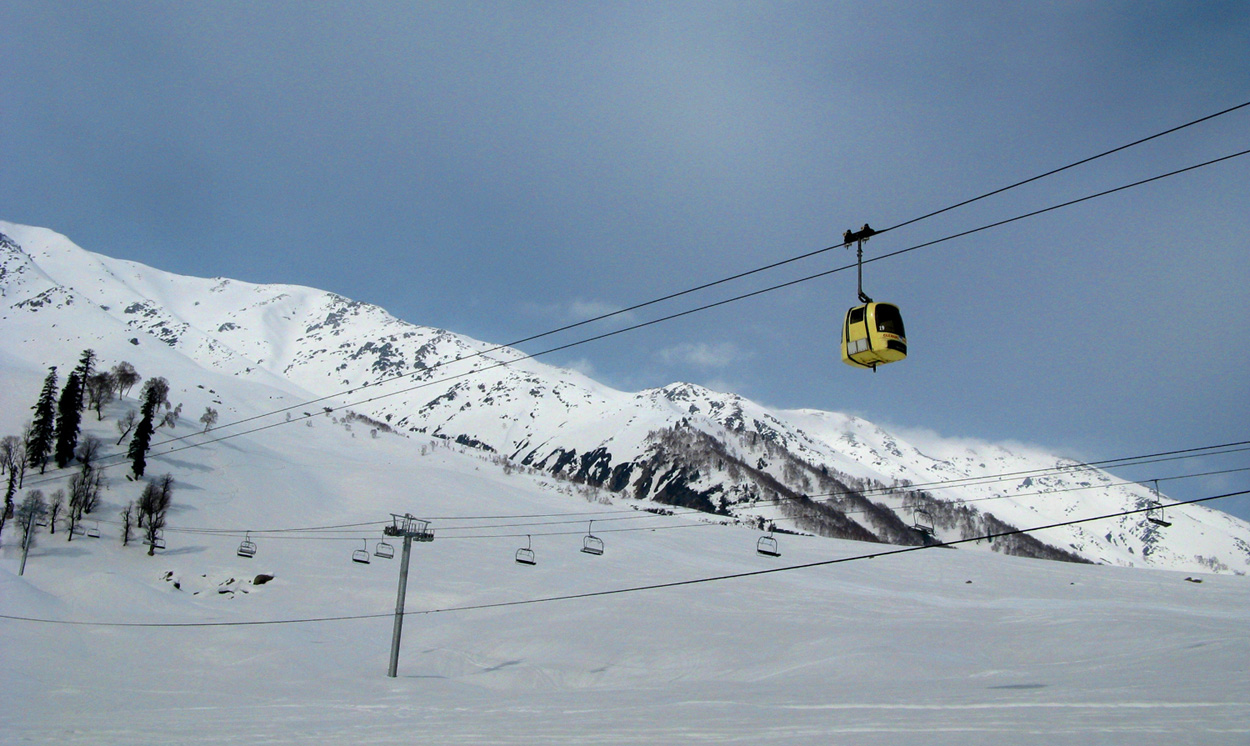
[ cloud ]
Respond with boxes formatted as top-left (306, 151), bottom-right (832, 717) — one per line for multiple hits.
top-left (560, 357), bottom-right (598, 378)
top-left (520, 298), bottom-right (636, 325)
top-left (656, 341), bottom-right (746, 369)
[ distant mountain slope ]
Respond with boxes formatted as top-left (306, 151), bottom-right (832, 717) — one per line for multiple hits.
top-left (3, 220), bottom-right (1248, 574)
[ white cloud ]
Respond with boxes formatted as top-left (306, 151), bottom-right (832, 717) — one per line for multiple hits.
top-left (656, 341), bottom-right (745, 369)
top-left (561, 357), bottom-right (598, 378)
top-left (520, 298), bottom-right (636, 325)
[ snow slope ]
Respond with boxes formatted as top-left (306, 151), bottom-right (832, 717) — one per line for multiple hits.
top-left (2, 392), bottom-right (1248, 744)
top-left (2, 222), bottom-right (1249, 743)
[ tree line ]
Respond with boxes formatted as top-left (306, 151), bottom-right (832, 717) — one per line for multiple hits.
top-left (1, 349), bottom-right (201, 558)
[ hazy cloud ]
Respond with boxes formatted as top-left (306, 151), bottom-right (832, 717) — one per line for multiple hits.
top-left (521, 298), bottom-right (636, 325)
top-left (656, 341), bottom-right (746, 369)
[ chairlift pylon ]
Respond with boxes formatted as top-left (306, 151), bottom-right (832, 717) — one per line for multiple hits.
top-left (352, 539), bottom-right (371, 565)
top-left (515, 534), bottom-right (536, 566)
top-left (581, 521), bottom-right (604, 556)
top-left (237, 531), bottom-right (258, 559)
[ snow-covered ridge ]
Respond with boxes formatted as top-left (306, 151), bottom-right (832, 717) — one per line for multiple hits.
top-left (3, 220), bottom-right (1248, 574)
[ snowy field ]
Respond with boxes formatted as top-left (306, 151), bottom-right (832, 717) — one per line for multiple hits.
top-left (3, 422), bottom-right (1248, 745)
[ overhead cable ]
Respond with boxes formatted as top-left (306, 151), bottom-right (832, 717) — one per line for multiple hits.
top-left (3, 488), bottom-right (1245, 629)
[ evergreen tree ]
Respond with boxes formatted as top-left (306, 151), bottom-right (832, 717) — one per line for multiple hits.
top-left (127, 381), bottom-right (163, 478)
top-left (72, 349), bottom-right (95, 412)
top-left (1, 435), bottom-right (23, 519)
top-left (28, 368), bottom-right (58, 473)
top-left (54, 372), bottom-right (84, 468)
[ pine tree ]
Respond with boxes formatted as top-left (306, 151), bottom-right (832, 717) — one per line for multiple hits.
top-left (0, 436), bottom-right (21, 542)
top-left (127, 381), bottom-right (163, 478)
top-left (54, 372), bottom-right (84, 468)
top-left (72, 349), bottom-right (95, 412)
top-left (28, 368), bottom-right (58, 473)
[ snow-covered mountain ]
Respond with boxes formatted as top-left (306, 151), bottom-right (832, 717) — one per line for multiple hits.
top-left (3, 220), bottom-right (1248, 574)
top-left (5, 220), bottom-right (1250, 744)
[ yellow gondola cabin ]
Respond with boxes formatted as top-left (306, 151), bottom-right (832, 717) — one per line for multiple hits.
top-left (841, 301), bottom-right (907, 370)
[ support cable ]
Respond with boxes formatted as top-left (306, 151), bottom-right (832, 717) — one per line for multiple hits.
top-left (75, 441), bottom-right (1250, 539)
top-left (3, 488), bottom-right (1246, 629)
top-left (17, 112), bottom-right (1250, 488)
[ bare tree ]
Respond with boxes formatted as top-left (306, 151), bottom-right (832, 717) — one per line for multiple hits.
top-left (158, 403), bottom-right (182, 430)
top-left (15, 489), bottom-right (48, 571)
top-left (66, 472), bottom-right (89, 540)
top-left (111, 362), bottom-right (140, 398)
top-left (199, 407), bottom-right (219, 432)
top-left (76, 436), bottom-right (103, 471)
top-left (85, 371), bottom-right (116, 420)
top-left (120, 501), bottom-right (134, 546)
top-left (47, 490), bottom-right (64, 534)
top-left (16, 489), bottom-right (46, 526)
top-left (115, 409), bottom-right (137, 445)
top-left (65, 439), bottom-right (104, 535)
top-left (17, 423), bottom-right (32, 488)
top-left (67, 466), bottom-right (105, 538)
top-left (138, 377), bottom-right (170, 411)
top-left (138, 474), bottom-right (173, 555)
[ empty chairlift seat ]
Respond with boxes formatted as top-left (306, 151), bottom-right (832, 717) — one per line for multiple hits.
top-left (1146, 480), bottom-right (1172, 527)
top-left (912, 509), bottom-right (935, 536)
top-left (237, 532), bottom-right (258, 559)
top-left (516, 535), bottom-right (536, 565)
top-left (757, 532), bottom-right (780, 557)
top-left (581, 522), bottom-right (604, 556)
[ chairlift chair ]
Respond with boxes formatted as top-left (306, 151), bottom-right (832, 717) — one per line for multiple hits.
top-left (374, 539), bottom-right (395, 559)
top-left (756, 528), bottom-right (781, 558)
top-left (515, 534), bottom-right (536, 566)
top-left (1146, 481), bottom-right (1172, 527)
top-left (1146, 502), bottom-right (1172, 528)
top-left (86, 522), bottom-right (101, 539)
top-left (913, 509), bottom-right (935, 536)
top-left (148, 533), bottom-right (166, 550)
top-left (352, 539), bottom-right (372, 565)
top-left (237, 531), bottom-right (258, 559)
top-left (581, 521), bottom-right (604, 556)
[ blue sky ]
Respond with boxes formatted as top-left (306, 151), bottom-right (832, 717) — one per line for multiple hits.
top-left (3, 2), bottom-right (1249, 518)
